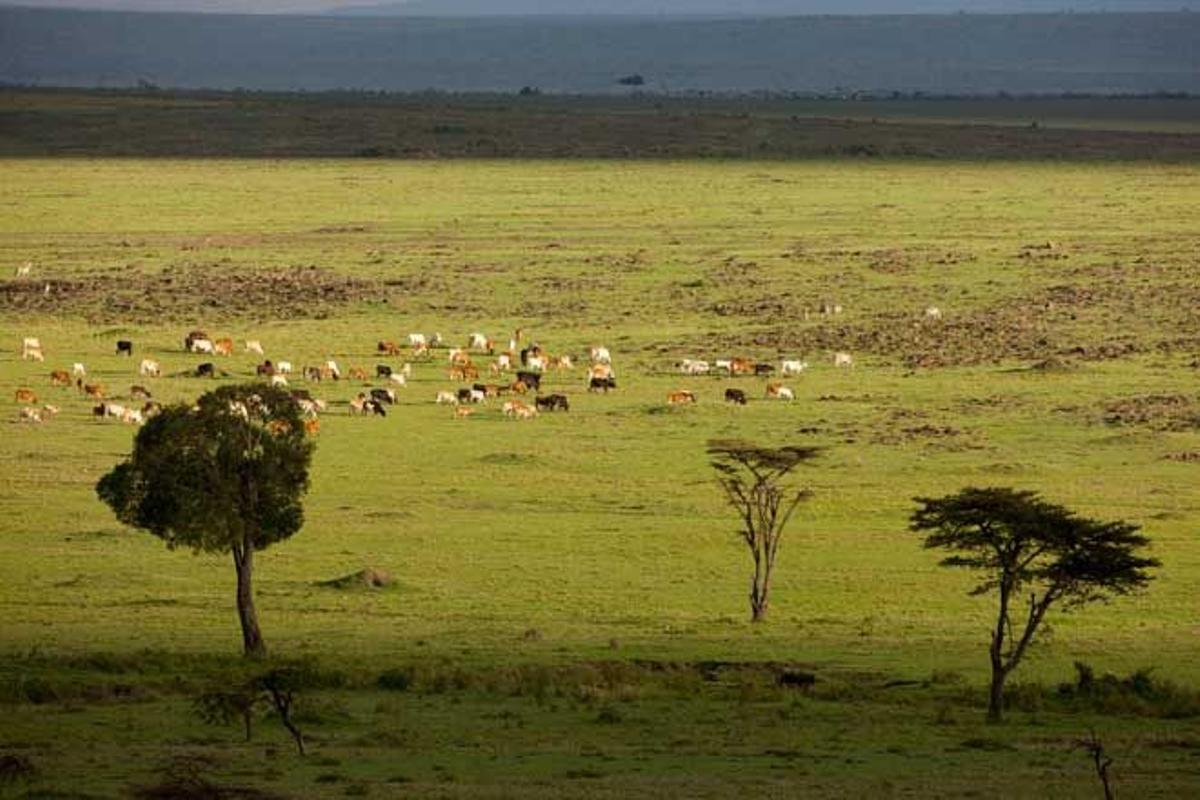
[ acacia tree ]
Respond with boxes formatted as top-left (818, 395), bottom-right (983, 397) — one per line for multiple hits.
top-left (97, 383), bottom-right (313, 658)
top-left (708, 440), bottom-right (821, 622)
top-left (911, 487), bottom-right (1158, 722)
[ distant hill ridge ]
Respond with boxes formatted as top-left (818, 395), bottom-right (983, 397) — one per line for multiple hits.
top-left (333, 0), bottom-right (1199, 15)
top-left (1, 6), bottom-right (1197, 94)
top-left (328, 0), bottom-right (1190, 14)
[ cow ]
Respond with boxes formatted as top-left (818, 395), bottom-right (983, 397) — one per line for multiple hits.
top-left (140, 358), bottom-right (161, 378)
top-left (435, 391), bottom-right (458, 405)
top-left (79, 380), bottom-right (105, 399)
top-left (754, 363), bottom-right (775, 377)
top-left (15, 388), bottom-right (37, 404)
top-left (408, 333), bottom-right (427, 347)
top-left (729, 358), bottom-right (754, 376)
top-left (122, 408), bottom-right (145, 425)
top-left (116, 340), bottom-right (133, 357)
top-left (142, 401), bottom-right (163, 419)
top-left (41, 404), bottom-right (60, 418)
top-left (246, 340), bottom-right (265, 355)
top-left (400, 363), bottom-right (412, 378)
top-left (924, 306), bottom-right (943, 320)
top-left (526, 354), bottom-right (548, 372)
top-left (454, 405), bottom-right (475, 419)
top-left (324, 360), bottom-right (341, 380)
top-left (388, 373), bottom-right (407, 387)
top-left (189, 338), bottom-right (215, 355)
top-left (378, 340), bottom-right (402, 356)
top-left (22, 337), bottom-right (43, 361)
top-left (256, 360), bottom-right (275, 377)
top-left (515, 371), bottom-right (541, 392)
top-left (714, 359), bottom-right (733, 374)
top-left (589, 363), bottom-right (613, 381)
top-left (15, 262), bottom-right (32, 278)
top-left (304, 366), bottom-right (323, 382)
top-left (364, 399), bottom-right (387, 417)
top-left (183, 330), bottom-right (209, 351)
top-left (780, 360), bottom-right (808, 376)
top-left (819, 301), bottom-right (843, 315)
top-left (18, 407), bottom-right (42, 424)
top-left (468, 333), bottom-right (492, 352)
top-left (474, 383), bottom-right (502, 398)
top-left (92, 402), bottom-right (107, 419)
top-left (456, 387), bottom-right (484, 405)
top-left (766, 383), bottom-right (795, 401)
top-left (130, 385), bottom-right (152, 400)
top-left (667, 390), bottom-right (697, 405)
top-left (535, 394), bottom-right (569, 412)
top-left (508, 380), bottom-right (528, 395)
top-left (833, 352), bottom-right (854, 368)
top-left (677, 359), bottom-right (710, 376)
top-left (102, 402), bottom-right (128, 421)
top-left (72, 362), bottom-right (86, 377)
top-left (588, 376), bottom-right (617, 393)
top-left (212, 338), bottom-right (233, 356)
top-left (590, 345), bottom-right (612, 364)
top-left (195, 362), bottom-right (216, 378)
top-left (725, 388), bottom-right (747, 405)
top-left (552, 355), bottom-right (573, 370)
top-left (370, 388), bottom-right (397, 405)
top-left (503, 399), bottom-right (536, 418)
top-left (276, 361), bottom-right (293, 375)
top-left (376, 364), bottom-right (393, 378)
top-left (270, 374), bottom-right (289, 387)
top-left (348, 366), bottom-right (369, 381)
top-left (491, 353), bottom-right (513, 374)
top-left (50, 370), bottom-right (71, 387)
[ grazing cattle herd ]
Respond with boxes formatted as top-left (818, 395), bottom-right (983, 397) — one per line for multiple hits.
top-left (10, 319), bottom-right (888, 428)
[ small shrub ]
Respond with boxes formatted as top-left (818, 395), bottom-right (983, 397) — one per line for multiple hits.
top-left (377, 669), bottom-right (411, 692)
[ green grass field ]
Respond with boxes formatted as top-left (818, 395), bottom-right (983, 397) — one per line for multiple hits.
top-left (1, 156), bottom-right (1198, 797)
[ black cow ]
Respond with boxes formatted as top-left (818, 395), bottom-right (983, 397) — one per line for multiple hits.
top-left (364, 399), bottom-right (387, 417)
top-left (116, 340), bottom-right (133, 356)
top-left (754, 363), bottom-right (775, 377)
top-left (195, 362), bottom-right (215, 378)
top-left (370, 388), bottom-right (395, 405)
top-left (516, 371), bottom-right (541, 391)
top-left (535, 393), bottom-right (570, 412)
top-left (256, 360), bottom-right (275, 377)
top-left (588, 376), bottom-right (616, 393)
top-left (777, 670), bottom-right (817, 690)
top-left (376, 364), bottom-right (393, 378)
top-left (724, 388), bottom-right (747, 405)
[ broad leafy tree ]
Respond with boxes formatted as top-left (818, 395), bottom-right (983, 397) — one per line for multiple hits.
top-left (97, 384), bottom-right (313, 657)
top-left (708, 440), bottom-right (821, 622)
top-left (911, 487), bottom-right (1159, 722)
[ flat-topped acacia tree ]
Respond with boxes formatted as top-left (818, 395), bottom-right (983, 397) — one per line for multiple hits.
top-left (911, 487), bottom-right (1159, 722)
top-left (97, 384), bottom-right (313, 658)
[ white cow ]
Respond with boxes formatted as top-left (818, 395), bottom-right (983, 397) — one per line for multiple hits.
top-left (436, 391), bottom-right (458, 405)
top-left (245, 340), bottom-right (265, 355)
top-left (324, 360), bottom-right (341, 380)
top-left (189, 338), bottom-right (215, 354)
top-left (468, 333), bottom-right (490, 350)
top-left (924, 306), bottom-right (943, 320)
top-left (780, 360), bottom-right (809, 376)
top-left (22, 337), bottom-right (43, 360)
top-left (590, 346), bottom-right (612, 365)
top-left (678, 359), bottom-right (710, 376)
top-left (15, 262), bottom-right (32, 278)
top-left (139, 358), bottom-right (161, 377)
top-left (833, 352), bottom-right (854, 368)
top-left (276, 360), bottom-right (293, 375)
top-left (409, 333), bottom-right (427, 347)
top-left (388, 373), bottom-right (407, 386)
top-left (72, 362), bottom-right (87, 378)
top-left (270, 374), bottom-right (289, 387)
top-left (714, 359), bottom-right (733, 374)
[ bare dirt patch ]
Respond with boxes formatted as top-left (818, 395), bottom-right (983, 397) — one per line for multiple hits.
top-left (1103, 394), bottom-right (1200, 432)
top-left (0, 265), bottom-right (379, 323)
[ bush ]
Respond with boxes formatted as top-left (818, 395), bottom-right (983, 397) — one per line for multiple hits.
top-left (377, 669), bottom-right (411, 692)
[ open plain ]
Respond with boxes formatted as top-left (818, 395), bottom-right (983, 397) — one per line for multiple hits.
top-left (1, 92), bottom-right (1198, 798)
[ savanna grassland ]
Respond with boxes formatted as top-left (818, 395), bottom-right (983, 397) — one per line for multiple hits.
top-left (1, 96), bottom-right (1199, 797)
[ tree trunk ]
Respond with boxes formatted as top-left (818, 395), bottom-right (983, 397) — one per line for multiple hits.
top-left (750, 550), bottom-right (769, 622)
top-left (987, 664), bottom-right (1006, 723)
top-left (233, 544), bottom-right (267, 658)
